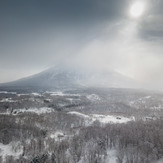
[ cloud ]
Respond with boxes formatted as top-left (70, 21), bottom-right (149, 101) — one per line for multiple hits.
top-left (0, 0), bottom-right (163, 91)
top-left (65, 20), bottom-right (163, 90)
top-left (137, 0), bottom-right (163, 40)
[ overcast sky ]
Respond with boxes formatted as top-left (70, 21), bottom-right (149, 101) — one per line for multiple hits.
top-left (0, 0), bottom-right (163, 90)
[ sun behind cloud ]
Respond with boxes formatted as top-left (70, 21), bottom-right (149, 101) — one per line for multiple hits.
top-left (130, 1), bottom-right (145, 18)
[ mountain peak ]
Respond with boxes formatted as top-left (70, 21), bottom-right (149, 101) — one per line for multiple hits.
top-left (0, 65), bottom-right (139, 89)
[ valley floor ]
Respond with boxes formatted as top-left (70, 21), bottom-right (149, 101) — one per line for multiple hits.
top-left (0, 87), bottom-right (163, 163)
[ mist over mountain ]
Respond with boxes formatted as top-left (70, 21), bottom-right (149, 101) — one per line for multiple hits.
top-left (0, 65), bottom-right (139, 89)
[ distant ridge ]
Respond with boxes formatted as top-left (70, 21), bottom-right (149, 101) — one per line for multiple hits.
top-left (0, 65), bottom-right (139, 89)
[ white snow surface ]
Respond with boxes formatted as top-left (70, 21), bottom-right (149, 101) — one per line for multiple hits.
top-left (48, 91), bottom-right (65, 96)
top-left (17, 92), bottom-right (42, 96)
top-left (0, 141), bottom-right (23, 162)
top-left (45, 91), bottom-right (80, 97)
top-left (50, 131), bottom-right (66, 141)
top-left (68, 111), bottom-right (90, 118)
top-left (92, 114), bottom-right (132, 124)
top-left (105, 149), bottom-right (117, 163)
top-left (144, 96), bottom-right (151, 99)
top-left (0, 98), bottom-right (17, 103)
top-left (0, 91), bottom-right (17, 94)
top-left (87, 94), bottom-right (100, 102)
top-left (31, 92), bottom-right (42, 96)
top-left (0, 107), bottom-right (54, 115)
top-left (0, 91), bottom-right (42, 97)
top-left (68, 111), bottom-right (133, 125)
top-left (12, 107), bottom-right (54, 115)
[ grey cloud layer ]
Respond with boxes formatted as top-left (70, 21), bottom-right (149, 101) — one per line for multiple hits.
top-left (0, 0), bottom-right (163, 90)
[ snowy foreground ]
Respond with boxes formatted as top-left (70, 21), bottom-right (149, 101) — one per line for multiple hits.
top-left (0, 108), bottom-right (134, 162)
top-left (0, 89), bottom-right (162, 162)
top-left (0, 142), bottom-right (23, 162)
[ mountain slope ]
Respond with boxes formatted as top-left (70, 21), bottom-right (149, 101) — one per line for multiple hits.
top-left (0, 66), bottom-right (139, 89)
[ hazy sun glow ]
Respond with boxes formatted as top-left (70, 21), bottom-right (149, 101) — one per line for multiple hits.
top-left (130, 2), bottom-right (145, 18)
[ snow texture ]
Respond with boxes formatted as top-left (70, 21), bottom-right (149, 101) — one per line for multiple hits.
top-left (0, 98), bottom-right (17, 103)
top-left (105, 149), bottom-right (117, 163)
top-left (0, 107), bottom-right (54, 115)
top-left (68, 111), bottom-right (133, 125)
top-left (0, 142), bottom-right (23, 162)
top-left (87, 94), bottom-right (100, 101)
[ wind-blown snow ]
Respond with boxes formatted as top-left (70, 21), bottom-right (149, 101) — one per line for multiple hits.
top-left (0, 142), bottom-right (23, 162)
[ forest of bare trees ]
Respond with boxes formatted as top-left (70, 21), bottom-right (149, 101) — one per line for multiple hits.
top-left (0, 88), bottom-right (163, 162)
top-left (0, 111), bottom-right (162, 163)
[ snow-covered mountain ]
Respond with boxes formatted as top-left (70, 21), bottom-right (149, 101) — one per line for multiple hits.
top-left (0, 66), bottom-right (139, 89)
